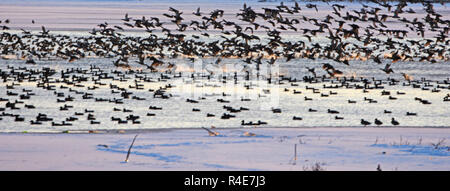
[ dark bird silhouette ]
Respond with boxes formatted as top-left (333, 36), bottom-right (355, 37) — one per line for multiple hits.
top-left (374, 118), bottom-right (383, 126)
top-left (122, 13), bottom-right (132, 22)
top-left (381, 64), bottom-right (394, 74)
top-left (40, 26), bottom-right (50, 35)
top-left (361, 119), bottom-right (371, 126)
top-left (306, 3), bottom-right (318, 12)
top-left (193, 7), bottom-right (202, 16)
top-left (391, 118), bottom-right (400, 126)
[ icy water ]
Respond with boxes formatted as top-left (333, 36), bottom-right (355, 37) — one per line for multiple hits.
top-left (0, 0), bottom-right (449, 132)
top-left (0, 58), bottom-right (449, 132)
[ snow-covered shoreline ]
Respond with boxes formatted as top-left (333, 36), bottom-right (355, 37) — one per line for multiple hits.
top-left (0, 127), bottom-right (448, 171)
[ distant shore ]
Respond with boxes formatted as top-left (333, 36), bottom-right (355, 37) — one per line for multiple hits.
top-left (1, 126), bottom-right (450, 134)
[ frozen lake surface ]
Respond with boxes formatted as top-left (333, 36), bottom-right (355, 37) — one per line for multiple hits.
top-left (0, 0), bottom-right (449, 171)
top-left (0, 128), bottom-right (448, 170)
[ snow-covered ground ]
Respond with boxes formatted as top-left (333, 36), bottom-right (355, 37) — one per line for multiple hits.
top-left (0, 127), bottom-right (448, 171)
top-left (0, 0), bottom-right (449, 171)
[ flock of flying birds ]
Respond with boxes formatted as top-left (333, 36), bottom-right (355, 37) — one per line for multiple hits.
top-left (0, 1), bottom-right (448, 71)
top-left (0, 0), bottom-right (449, 131)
